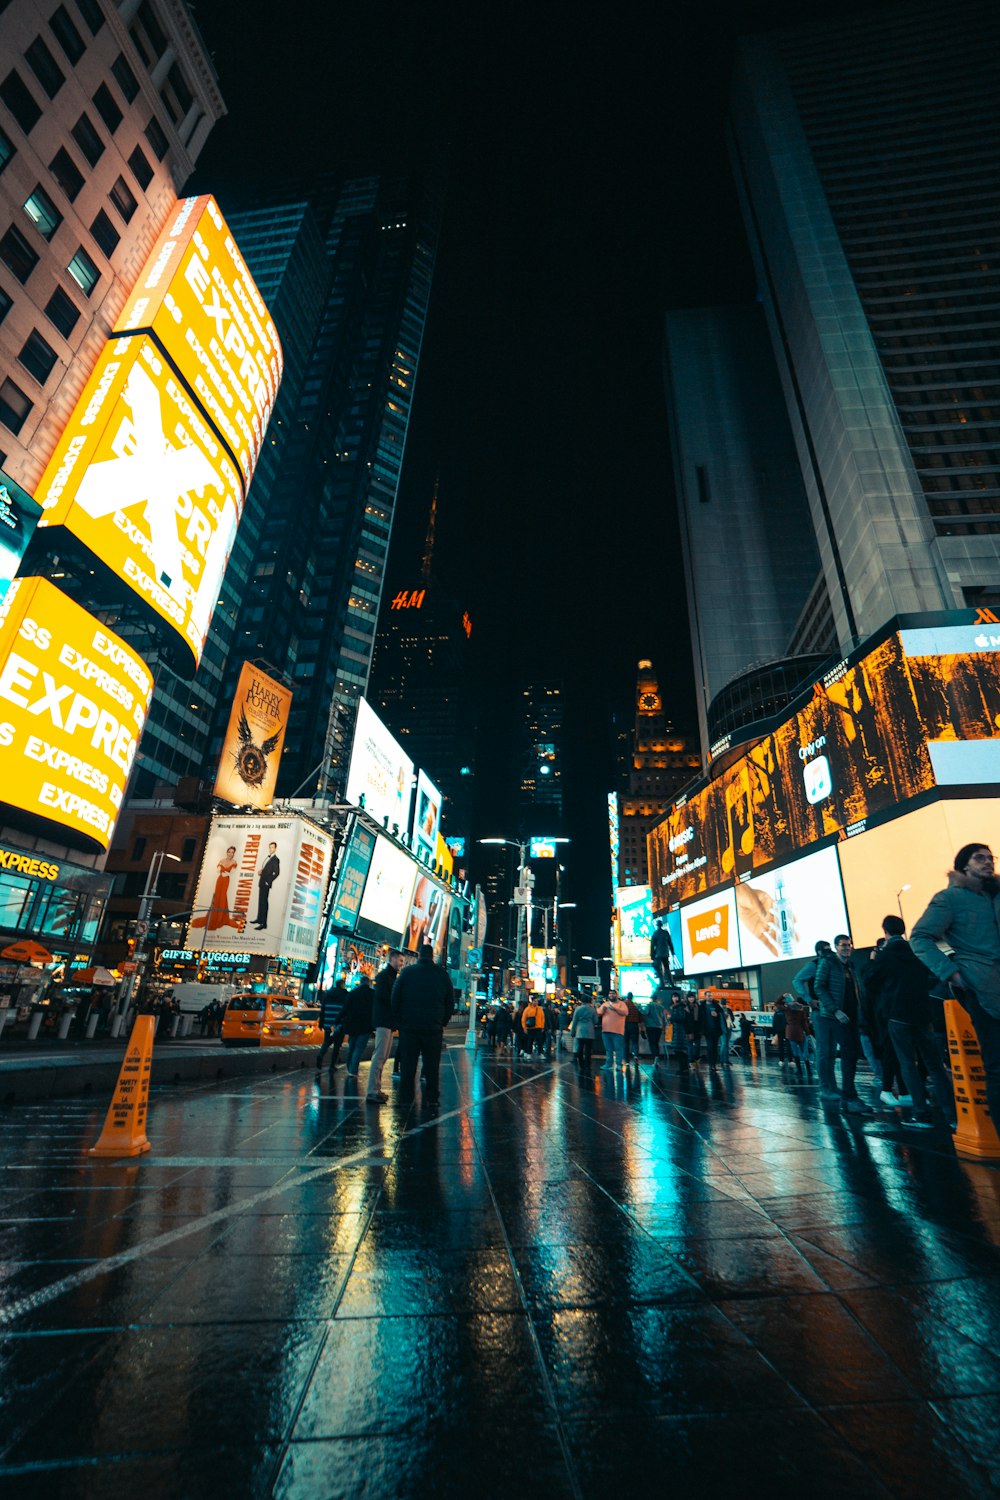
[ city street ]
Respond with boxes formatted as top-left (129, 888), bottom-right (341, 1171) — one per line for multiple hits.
top-left (0, 1034), bottom-right (998, 1498)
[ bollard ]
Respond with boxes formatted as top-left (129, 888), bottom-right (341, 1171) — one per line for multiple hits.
top-left (110, 1012), bottom-right (123, 1039)
top-left (27, 1009), bottom-right (43, 1040)
top-left (57, 1010), bottom-right (73, 1039)
top-left (85, 1011), bottom-right (99, 1038)
top-left (170, 1013), bottom-right (181, 1037)
top-left (182, 1013), bottom-right (193, 1037)
top-left (0, 1007), bottom-right (8, 1041)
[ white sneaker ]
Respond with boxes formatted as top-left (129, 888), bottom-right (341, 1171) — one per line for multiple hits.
top-left (880, 1090), bottom-right (902, 1106)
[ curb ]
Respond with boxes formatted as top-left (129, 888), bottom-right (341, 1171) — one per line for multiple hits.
top-left (0, 1046), bottom-right (321, 1103)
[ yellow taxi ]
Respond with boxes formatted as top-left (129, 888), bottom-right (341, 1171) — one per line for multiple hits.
top-left (221, 992), bottom-right (321, 1048)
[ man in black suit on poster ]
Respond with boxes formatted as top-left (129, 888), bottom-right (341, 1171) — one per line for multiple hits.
top-left (254, 842), bottom-right (280, 928)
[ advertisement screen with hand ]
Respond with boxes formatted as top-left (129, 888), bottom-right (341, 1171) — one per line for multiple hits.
top-left (735, 845), bottom-right (848, 966)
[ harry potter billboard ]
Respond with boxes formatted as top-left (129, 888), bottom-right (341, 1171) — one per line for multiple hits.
top-left (214, 662), bottom-right (292, 808)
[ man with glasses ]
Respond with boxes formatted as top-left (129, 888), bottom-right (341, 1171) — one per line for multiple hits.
top-left (911, 844), bottom-right (1000, 1129)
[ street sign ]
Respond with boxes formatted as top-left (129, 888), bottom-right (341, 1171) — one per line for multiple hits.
top-left (468, 947), bottom-right (483, 967)
top-left (134, 920), bottom-right (150, 940)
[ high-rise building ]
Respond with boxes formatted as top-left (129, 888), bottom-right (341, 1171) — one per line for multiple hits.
top-left (663, 306), bottom-right (827, 762)
top-left (728, 0), bottom-right (1000, 654)
top-left (0, 0), bottom-right (223, 488)
top-left (515, 679), bottom-right (564, 835)
top-left (215, 171), bottom-right (444, 803)
top-left (368, 483), bottom-right (475, 846)
top-left (615, 661), bottom-right (699, 887)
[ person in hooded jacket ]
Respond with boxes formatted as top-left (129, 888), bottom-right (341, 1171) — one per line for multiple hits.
top-left (570, 997), bottom-right (598, 1068)
top-left (366, 952), bottom-right (401, 1103)
top-left (342, 976), bottom-right (374, 1078)
top-left (391, 943), bottom-right (455, 1106)
top-left (866, 914), bottom-right (955, 1130)
top-left (911, 843), bottom-right (1000, 1129)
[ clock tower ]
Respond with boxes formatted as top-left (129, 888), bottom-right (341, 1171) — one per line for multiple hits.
top-left (616, 660), bottom-right (699, 887)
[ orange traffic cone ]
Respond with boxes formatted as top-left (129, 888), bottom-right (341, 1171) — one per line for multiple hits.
top-left (944, 1000), bottom-right (1000, 1160)
top-left (89, 1014), bottom-right (155, 1158)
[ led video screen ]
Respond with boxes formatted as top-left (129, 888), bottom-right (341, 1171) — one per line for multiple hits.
top-left (679, 886), bottom-right (741, 975)
top-left (329, 821), bottom-right (377, 932)
top-left (345, 697), bottom-right (414, 832)
top-left (735, 844), bottom-right (848, 967)
top-left (616, 885), bottom-right (653, 967)
top-left (356, 835), bottom-right (417, 945)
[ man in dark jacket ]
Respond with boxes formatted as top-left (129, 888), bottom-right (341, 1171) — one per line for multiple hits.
top-left (866, 914), bottom-right (956, 1130)
top-left (342, 976), bottom-right (374, 1078)
top-left (815, 935), bottom-right (872, 1114)
top-left (317, 973), bottom-right (350, 1071)
top-left (366, 953), bottom-right (401, 1103)
top-left (392, 943), bottom-right (455, 1106)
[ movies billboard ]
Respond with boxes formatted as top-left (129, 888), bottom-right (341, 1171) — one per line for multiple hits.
top-left (0, 577), bottom-right (152, 851)
top-left (404, 873), bottom-right (452, 961)
top-left (650, 624), bottom-right (1000, 905)
top-left (186, 815), bottom-right (333, 962)
top-left (213, 661), bottom-right (292, 808)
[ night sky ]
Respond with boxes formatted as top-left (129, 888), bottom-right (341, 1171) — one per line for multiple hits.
top-left (193, 0), bottom-right (884, 959)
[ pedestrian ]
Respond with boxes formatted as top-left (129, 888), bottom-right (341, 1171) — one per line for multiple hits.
top-left (703, 997), bottom-right (723, 1067)
top-left (785, 995), bottom-right (812, 1080)
top-left (857, 954), bottom-right (884, 1088)
top-left (719, 1000), bottom-right (735, 1064)
top-left (597, 991), bottom-right (628, 1072)
top-left (866, 914), bottom-right (956, 1130)
top-left (738, 1010), bottom-right (755, 1058)
top-left (670, 994), bottom-right (690, 1070)
top-left (366, 952), bottom-right (401, 1103)
top-left (342, 975), bottom-right (374, 1078)
top-left (686, 995), bottom-right (704, 1064)
top-left (392, 941), bottom-right (455, 1108)
top-left (644, 990), bottom-right (668, 1063)
top-left (793, 939), bottom-right (831, 1076)
top-left (623, 991), bottom-right (642, 1062)
top-left (815, 934), bottom-right (873, 1114)
top-left (771, 996), bottom-right (788, 1063)
top-left (860, 949), bottom-right (911, 1106)
top-left (521, 995), bottom-right (547, 1056)
top-left (911, 843), bottom-right (1000, 1130)
top-left (318, 972), bottom-right (351, 1070)
top-left (494, 1002), bottom-right (513, 1050)
top-left (570, 996), bottom-right (597, 1069)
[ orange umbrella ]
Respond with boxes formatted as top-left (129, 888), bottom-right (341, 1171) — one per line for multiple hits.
top-left (1, 940), bottom-right (54, 965)
top-left (68, 966), bottom-right (118, 986)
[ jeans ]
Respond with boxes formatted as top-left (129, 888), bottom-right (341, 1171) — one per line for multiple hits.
top-left (789, 1037), bottom-right (810, 1066)
top-left (888, 1018), bottom-right (956, 1126)
top-left (705, 1034), bottom-right (720, 1066)
top-left (719, 1028), bottom-right (731, 1063)
top-left (624, 1022), bottom-right (640, 1060)
top-left (859, 1030), bottom-right (882, 1084)
top-left (602, 1032), bottom-right (624, 1068)
top-left (345, 1032), bottom-right (369, 1075)
top-left (366, 1026), bottom-right (394, 1097)
top-left (814, 1014), bottom-right (839, 1092)
top-left (319, 1026), bottom-right (345, 1069)
top-left (836, 1018), bottom-right (860, 1102)
top-left (397, 1027), bottom-right (443, 1103)
top-left (646, 1027), bottom-right (662, 1061)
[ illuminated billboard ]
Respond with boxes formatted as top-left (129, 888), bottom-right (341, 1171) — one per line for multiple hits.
top-left (0, 471), bottom-right (42, 603)
top-left (329, 820), bottom-right (377, 932)
top-left (412, 768), bottom-right (441, 861)
top-left (837, 795), bottom-right (1000, 949)
top-left (616, 885), bottom-right (654, 967)
top-left (213, 661), bottom-right (292, 809)
top-left (617, 965), bottom-right (659, 1001)
top-left (445, 834), bottom-right (466, 861)
top-left (113, 195), bottom-right (282, 489)
top-left (734, 845), bottom-right (848, 967)
top-left (650, 620), bottom-right (1000, 906)
top-left (0, 577), bottom-right (152, 850)
top-left (404, 873), bottom-right (452, 961)
top-left (34, 336), bottom-right (243, 670)
top-left (186, 815), bottom-right (333, 962)
top-left (356, 834), bottom-right (417, 946)
top-left (530, 837), bottom-right (559, 859)
top-left (679, 887), bottom-right (741, 975)
top-left (345, 697), bottom-right (413, 830)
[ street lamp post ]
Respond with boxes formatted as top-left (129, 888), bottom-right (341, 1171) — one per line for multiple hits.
top-left (113, 849), bottom-right (181, 1037)
top-left (896, 884), bottom-right (912, 921)
top-left (478, 838), bottom-right (530, 983)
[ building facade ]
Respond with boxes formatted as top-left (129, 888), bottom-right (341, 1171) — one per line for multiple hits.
top-left (728, 0), bottom-right (1000, 654)
top-left (616, 660), bottom-right (699, 888)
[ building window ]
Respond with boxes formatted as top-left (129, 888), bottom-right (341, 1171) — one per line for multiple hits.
top-left (0, 224), bottom-right (39, 284)
top-left (49, 146), bottom-right (84, 201)
top-left (18, 329), bottom-right (57, 385)
top-left (0, 378), bottom-right (32, 436)
top-left (67, 245), bottom-right (99, 295)
top-left (49, 6), bottom-right (86, 64)
top-left (71, 113), bottom-right (104, 167)
top-left (132, 1), bottom-right (167, 61)
top-left (0, 70), bottom-right (42, 134)
top-left (131, 836), bottom-right (146, 862)
top-left (0, 286), bottom-right (12, 326)
top-left (144, 116), bottom-right (168, 159)
top-left (0, 126), bottom-right (13, 174)
top-left (92, 82), bottom-right (122, 134)
top-left (89, 209), bottom-right (119, 259)
top-left (44, 285), bottom-right (80, 337)
top-left (111, 53), bottom-right (139, 103)
top-left (181, 837), bottom-right (197, 863)
top-left (75, 0), bottom-right (105, 36)
top-left (127, 143), bottom-right (153, 189)
top-left (25, 38), bottom-right (65, 99)
top-left (160, 63), bottom-right (193, 125)
top-left (108, 174), bottom-right (137, 223)
top-left (24, 185), bottom-right (62, 241)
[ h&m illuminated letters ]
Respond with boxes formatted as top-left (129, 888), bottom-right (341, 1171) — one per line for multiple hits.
top-left (0, 577), bottom-right (153, 849)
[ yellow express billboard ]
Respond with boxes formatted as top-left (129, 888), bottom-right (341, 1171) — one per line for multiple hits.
top-left (114, 195), bottom-right (283, 489)
top-left (214, 661), bottom-right (292, 809)
top-left (0, 576), bottom-right (152, 850)
top-left (34, 336), bottom-right (243, 670)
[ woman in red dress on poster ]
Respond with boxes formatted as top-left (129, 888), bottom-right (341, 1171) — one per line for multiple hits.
top-left (190, 846), bottom-right (243, 931)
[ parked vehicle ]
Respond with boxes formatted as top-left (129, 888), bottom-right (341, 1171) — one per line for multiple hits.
top-left (220, 992), bottom-right (321, 1048)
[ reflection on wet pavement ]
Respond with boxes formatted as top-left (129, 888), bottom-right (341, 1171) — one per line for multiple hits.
top-left (0, 1043), bottom-right (998, 1497)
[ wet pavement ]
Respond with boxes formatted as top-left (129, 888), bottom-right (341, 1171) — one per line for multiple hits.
top-left (0, 1035), bottom-right (998, 1498)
